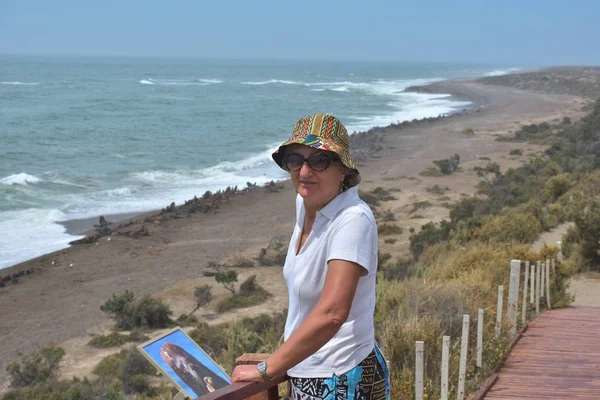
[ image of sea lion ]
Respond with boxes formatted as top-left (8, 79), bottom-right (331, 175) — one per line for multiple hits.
top-left (160, 342), bottom-right (228, 396)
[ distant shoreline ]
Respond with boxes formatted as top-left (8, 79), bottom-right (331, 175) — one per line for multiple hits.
top-left (51, 79), bottom-right (484, 243)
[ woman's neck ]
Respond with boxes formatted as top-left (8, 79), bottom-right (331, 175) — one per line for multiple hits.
top-left (303, 192), bottom-right (339, 218)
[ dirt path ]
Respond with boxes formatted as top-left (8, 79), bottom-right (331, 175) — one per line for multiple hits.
top-left (532, 222), bottom-right (600, 307)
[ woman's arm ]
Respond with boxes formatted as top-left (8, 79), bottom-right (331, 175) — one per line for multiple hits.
top-left (230, 259), bottom-right (364, 382)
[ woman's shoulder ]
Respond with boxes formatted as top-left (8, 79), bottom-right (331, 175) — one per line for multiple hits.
top-left (335, 200), bottom-right (376, 227)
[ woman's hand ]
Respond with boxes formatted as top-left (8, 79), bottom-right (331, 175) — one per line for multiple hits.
top-left (231, 364), bottom-right (263, 383)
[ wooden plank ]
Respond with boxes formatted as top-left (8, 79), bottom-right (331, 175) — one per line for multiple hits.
top-left (482, 306), bottom-right (600, 399)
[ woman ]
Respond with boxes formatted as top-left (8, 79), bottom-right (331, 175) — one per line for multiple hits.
top-left (232, 114), bottom-right (389, 400)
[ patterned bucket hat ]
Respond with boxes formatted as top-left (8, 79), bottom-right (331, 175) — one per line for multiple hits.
top-left (272, 113), bottom-right (357, 171)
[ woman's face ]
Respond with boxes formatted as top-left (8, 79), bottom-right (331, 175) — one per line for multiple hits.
top-left (285, 145), bottom-right (345, 209)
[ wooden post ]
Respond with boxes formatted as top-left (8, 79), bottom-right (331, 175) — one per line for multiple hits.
top-left (495, 285), bottom-right (503, 337)
top-left (441, 336), bottom-right (450, 400)
top-left (536, 261), bottom-right (541, 316)
top-left (540, 262), bottom-right (545, 298)
top-left (530, 263), bottom-right (535, 304)
top-left (546, 263), bottom-right (551, 309)
top-left (415, 341), bottom-right (424, 400)
top-left (457, 314), bottom-right (470, 400)
top-left (557, 240), bottom-right (562, 260)
top-left (522, 261), bottom-right (529, 326)
top-left (508, 260), bottom-right (520, 335)
top-left (477, 308), bottom-right (484, 370)
top-left (235, 354), bottom-right (278, 400)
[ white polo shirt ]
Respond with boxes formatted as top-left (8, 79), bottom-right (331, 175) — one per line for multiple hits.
top-left (283, 186), bottom-right (378, 378)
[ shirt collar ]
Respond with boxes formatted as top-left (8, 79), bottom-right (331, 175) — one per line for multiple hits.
top-left (318, 186), bottom-right (359, 220)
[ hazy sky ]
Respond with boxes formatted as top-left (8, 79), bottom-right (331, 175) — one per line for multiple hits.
top-left (1, 0), bottom-right (598, 65)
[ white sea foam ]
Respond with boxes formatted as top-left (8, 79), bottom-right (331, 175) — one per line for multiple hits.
top-left (198, 79), bottom-right (223, 84)
top-left (0, 208), bottom-right (82, 270)
top-left (241, 79), bottom-right (301, 85)
top-left (484, 68), bottom-right (521, 77)
top-left (141, 78), bottom-right (217, 86)
top-left (0, 81), bottom-right (39, 86)
top-left (0, 173), bottom-right (41, 185)
top-left (346, 91), bottom-right (471, 133)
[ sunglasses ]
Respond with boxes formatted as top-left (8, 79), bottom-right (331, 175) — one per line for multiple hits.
top-left (283, 152), bottom-right (337, 172)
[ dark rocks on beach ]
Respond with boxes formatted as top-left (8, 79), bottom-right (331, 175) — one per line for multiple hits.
top-left (118, 225), bottom-right (149, 238)
top-left (69, 235), bottom-right (98, 245)
top-left (266, 181), bottom-right (284, 192)
top-left (92, 216), bottom-right (112, 238)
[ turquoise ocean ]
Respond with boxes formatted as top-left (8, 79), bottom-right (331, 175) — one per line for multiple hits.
top-left (0, 55), bottom-right (519, 269)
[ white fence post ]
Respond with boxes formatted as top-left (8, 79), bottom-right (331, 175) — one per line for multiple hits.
top-left (496, 285), bottom-right (503, 337)
top-left (546, 262), bottom-right (551, 309)
top-left (522, 261), bottom-right (529, 326)
top-left (477, 308), bottom-right (484, 370)
top-left (540, 262), bottom-right (545, 298)
top-left (508, 260), bottom-right (521, 335)
top-left (457, 314), bottom-right (470, 400)
top-left (441, 336), bottom-right (450, 400)
top-left (536, 261), bottom-right (541, 316)
top-left (530, 263), bottom-right (535, 304)
top-left (415, 341), bottom-right (424, 400)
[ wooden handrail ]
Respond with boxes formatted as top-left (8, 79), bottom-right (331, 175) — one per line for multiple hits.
top-left (194, 375), bottom-right (289, 400)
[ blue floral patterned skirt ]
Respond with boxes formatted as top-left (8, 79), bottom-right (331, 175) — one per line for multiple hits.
top-left (288, 346), bottom-right (390, 400)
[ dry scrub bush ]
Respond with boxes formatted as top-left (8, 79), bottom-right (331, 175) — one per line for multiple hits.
top-left (7, 346), bottom-right (65, 388)
top-left (378, 223), bottom-right (403, 235)
top-left (471, 214), bottom-right (541, 244)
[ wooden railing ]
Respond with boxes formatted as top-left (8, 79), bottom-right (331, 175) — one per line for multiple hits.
top-left (195, 353), bottom-right (290, 400)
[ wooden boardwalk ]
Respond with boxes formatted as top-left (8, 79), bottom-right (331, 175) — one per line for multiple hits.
top-left (484, 306), bottom-right (600, 399)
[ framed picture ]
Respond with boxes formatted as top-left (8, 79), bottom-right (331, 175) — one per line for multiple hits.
top-left (138, 327), bottom-right (231, 398)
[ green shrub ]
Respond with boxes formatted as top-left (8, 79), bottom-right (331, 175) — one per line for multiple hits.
top-left (100, 290), bottom-right (173, 330)
top-left (215, 269), bottom-right (238, 294)
top-left (378, 251), bottom-right (392, 268)
top-left (461, 128), bottom-right (475, 136)
top-left (88, 332), bottom-right (125, 348)
top-left (433, 154), bottom-right (460, 174)
top-left (472, 214), bottom-right (541, 244)
top-left (426, 185), bottom-right (449, 195)
top-left (359, 187), bottom-right (397, 207)
top-left (123, 374), bottom-right (151, 395)
top-left (378, 223), bottom-right (403, 235)
top-left (409, 221), bottom-right (452, 259)
top-left (231, 255), bottom-right (254, 268)
top-left (216, 276), bottom-right (272, 313)
top-left (420, 166), bottom-right (444, 177)
top-left (92, 351), bottom-right (125, 380)
top-left (509, 148), bottom-right (523, 156)
top-left (384, 238), bottom-right (397, 244)
top-left (194, 284), bottom-right (213, 311)
top-left (7, 346), bottom-right (65, 388)
top-left (177, 313), bottom-right (200, 326)
top-left (410, 201), bottom-right (432, 213)
top-left (543, 174), bottom-right (570, 202)
top-left (573, 199), bottom-right (600, 270)
top-left (380, 257), bottom-right (418, 280)
top-left (561, 225), bottom-right (579, 259)
top-left (120, 346), bottom-right (155, 383)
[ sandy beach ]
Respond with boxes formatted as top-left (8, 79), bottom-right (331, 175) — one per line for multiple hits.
top-left (0, 74), bottom-right (593, 390)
